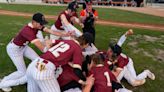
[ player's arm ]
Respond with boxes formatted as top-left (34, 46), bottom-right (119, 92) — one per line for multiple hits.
top-left (109, 70), bottom-right (123, 90)
top-left (31, 38), bottom-right (52, 53)
top-left (82, 75), bottom-right (95, 92)
top-left (60, 14), bottom-right (82, 37)
top-left (71, 49), bottom-right (86, 81)
top-left (80, 10), bottom-right (87, 23)
top-left (71, 16), bottom-right (84, 28)
top-left (117, 29), bottom-right (133, 47)
top-left (93, 10), bottom-right (98, 21)
top-left (42, 26), bottom-right (70, 37)
top-left (112, 67), bottom-right (123, 77)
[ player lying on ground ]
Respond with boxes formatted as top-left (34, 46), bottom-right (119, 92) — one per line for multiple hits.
top-left (85, 53), bottom-right (132, 92)
top-left (0, 12), bottom-right (71, 92)
top-left (105, 29), bottom-right (155, 86)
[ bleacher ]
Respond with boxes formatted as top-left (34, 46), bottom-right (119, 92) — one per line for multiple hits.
top-left (42, 0), bottom-right (136, 7)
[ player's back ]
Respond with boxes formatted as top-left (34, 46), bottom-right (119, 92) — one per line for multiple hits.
top-left (57, 64), bottom-right (80, 87)
top-left (89, 65), bottom-right (116, 92)
top-left (116, 53), bottom-right (129, 68)
top-left (40, 40), bottom-right (83, 67)
top-left (55, 11), bottom-right (71, 30)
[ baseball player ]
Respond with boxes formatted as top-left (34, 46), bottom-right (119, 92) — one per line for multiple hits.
top-left (50, 1), bottom-right (83, 40)
top-left (0, 12), bottom-right (70, 92)
top-left (86, 53), bottom-right (132, 92)
top-left (26, 33), bottom-right (93, 92)
top-left (106, 29), bottom-right (155, 86)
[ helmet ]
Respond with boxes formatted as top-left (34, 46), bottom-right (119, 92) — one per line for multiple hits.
top-left (67, 1), bottom-right (79, 11)
top-left (109, 43), bottom-right (122, 56)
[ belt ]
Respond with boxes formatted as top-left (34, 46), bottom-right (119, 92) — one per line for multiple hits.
top-left (37, 58), bottom-right (49, 64)
top-left (10, 40), bottom-right (25, 48)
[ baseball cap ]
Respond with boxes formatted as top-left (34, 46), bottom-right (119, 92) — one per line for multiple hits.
top-left (109, 44), bottom-right (122, 56)
top-left (32, 13), bottom-right (48, 25)
top-left (67, 1), bottom-right (79, 12)
top-left (83, 32), bottom-right (93, 46)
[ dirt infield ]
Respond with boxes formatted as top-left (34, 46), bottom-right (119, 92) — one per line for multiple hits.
top-left (0, 9), bottom-right (164, 31)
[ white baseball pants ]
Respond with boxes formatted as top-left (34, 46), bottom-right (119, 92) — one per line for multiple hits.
top-left (26, 58), bottom-right (61, 92)
top-left (1, 42), bottom-right (39, 83)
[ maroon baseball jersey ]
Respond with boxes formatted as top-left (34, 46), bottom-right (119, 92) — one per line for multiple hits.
top-left (40, 40), bottom-right (83, 68)
top-left (55, 11), bottom-right (77, 30)
top-left (57, 64), bottom-right (80, 87)
top-left (96, 50), bottom-right (113, 68)
top-left (55, 11), bottom-right (71, 30)
top-left (116, 53), bottom-right (129, 69)
top-left (13, 24), bottom-right (40, 46)
top-left (89, 65), bottom-right (117, 92)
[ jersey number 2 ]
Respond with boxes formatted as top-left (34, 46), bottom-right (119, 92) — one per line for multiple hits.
top-left (49, 42), bottom-right (70, 57)
top-left (104, 72), bottom-right (112, 86)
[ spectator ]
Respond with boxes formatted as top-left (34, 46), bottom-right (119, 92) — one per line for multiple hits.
top-left (80, 0), bottom-right (99, 43)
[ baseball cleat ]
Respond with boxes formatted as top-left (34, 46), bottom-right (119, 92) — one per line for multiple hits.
top-left (145, 70), bottom-right (155, 80)
top-left (1, 87), bottom-right (12, 92)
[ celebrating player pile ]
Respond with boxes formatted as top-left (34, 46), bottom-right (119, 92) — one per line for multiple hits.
top-left (0, 1), bottom-right (155, 92)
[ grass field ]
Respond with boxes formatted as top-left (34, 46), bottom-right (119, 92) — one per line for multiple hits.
top-left (0, 3), bottom-right (164, 25)
top-left (0, 13), bottom-right (164, 92)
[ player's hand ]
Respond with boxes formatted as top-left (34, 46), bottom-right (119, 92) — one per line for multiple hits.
top-left (125, 29), bottom-right (133, 36)
top-left (45, 39), bottom-right (53, 48)
top-left (86, 74), bottom-right (95, 86)
top-left (80, 23), bottom-right (84, 28)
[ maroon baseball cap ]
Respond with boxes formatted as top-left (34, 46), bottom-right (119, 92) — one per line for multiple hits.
top-left (32, 13), bottom-right (48, 25)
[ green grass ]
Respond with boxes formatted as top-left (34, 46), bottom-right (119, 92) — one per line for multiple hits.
top-left (0, 15), bottom-right (164, 92)
top-left (0, 3), bottom-right (164, 25)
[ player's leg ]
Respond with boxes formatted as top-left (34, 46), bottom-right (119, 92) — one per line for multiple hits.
top-left (0, 75), bottom-right (27, 88)
top-left (50, 25), bottom-right (61, 40)
top-left (23, 46), bottom-right (39, 61)
top-left (33, 58), bottom-right (60, 92)
top-left (136, 70), bottom-right (155, 80)
top-left (37, 77), bottom-right (61, 92)
top-left (64, 88), bottom-right (81, 92)
top-left (27, 59), bottom-right (41, 92)
top-left (123, 67), bottom-right (145, 86)
top-left (126, 58), bottom-right (137, 78)
top-left (2, 44), bottom-right (26, 82)
top-left (27, 78), bottom-right (41, 92)
top-left (62, 23), bottom-right (82, 37)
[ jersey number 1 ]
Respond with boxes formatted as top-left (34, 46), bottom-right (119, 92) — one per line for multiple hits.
top-left (104, 72), bottom-right (112, 86)
top-left (49, 42), bottom-right (70, 57)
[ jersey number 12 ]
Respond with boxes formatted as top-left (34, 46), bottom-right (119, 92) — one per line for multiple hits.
top-left (49, 42), bottom-right (70, 57)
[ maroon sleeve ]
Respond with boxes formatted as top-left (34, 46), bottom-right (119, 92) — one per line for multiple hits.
top-left (108, 70), bottom-right (117, 82)
top-left (72, 47), bottom-right (83, 68)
